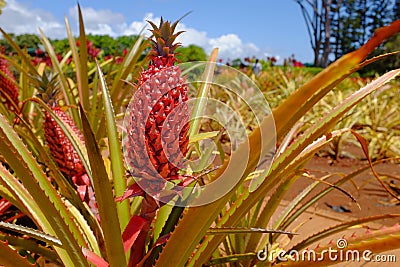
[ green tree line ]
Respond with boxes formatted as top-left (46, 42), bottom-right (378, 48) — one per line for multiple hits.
top-left (0, 33), bottom-right (208, 62)
top-left (295, 0), bottom-right (399, 70)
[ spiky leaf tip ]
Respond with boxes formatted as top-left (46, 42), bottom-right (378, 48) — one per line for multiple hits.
top-left (147, 17), bottom-right (184, 66)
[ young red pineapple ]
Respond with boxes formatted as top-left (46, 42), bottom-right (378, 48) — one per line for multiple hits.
top-left (45, 105), bottom-right (98, 218)
top-left (125, 17), bottom-right (190, 196)
top-left (38, 75), bottom-right (98, 218)
top-left (122, 17), bottom-right (191, 266)
top-left (44, 107), bottom-right (86, 178)
top-left (0, 53), bottom-right (19, 111)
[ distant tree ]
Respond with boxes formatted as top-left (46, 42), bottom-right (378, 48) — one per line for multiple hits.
top-left (393, 0), bottom-right (400, 20)
top-left (294, 0), bottom-right (343, 67)
top-left (87, 35), bottom-right (116, 55)
top-left (360, 0), bottom-right (400, 75)
top-left (339, 0), bottom-right (392, 55)
top-left (231, 58), bottom-right (243, 67)
top-left (340, 0), bottom-right (362, 53)
top-left (0, 33), bottom-right (14, 53)
top-left (175, 44), bottom-right (207, 62)
top-left (50, 35), bottom-right (140, 57)
top-left (330, 0), bottom-right (344, 59)
top-left (0, 0), bottom-right (5, 15)
top-left (115, 35), bottom-right (139, 53)
top-left (354, 0), bottom-right (368, 46)
top-left (15, 34), bottom-right (41, 49)
top-left (296, 0), bottom-right (396, 66)
top-left (367, 0), bottom-right (392, 36)
top-left (51, 38), bottom-right (70, 55)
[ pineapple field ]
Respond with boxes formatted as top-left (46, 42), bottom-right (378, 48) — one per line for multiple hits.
top-left (0, 5), bottom-right (399, 267)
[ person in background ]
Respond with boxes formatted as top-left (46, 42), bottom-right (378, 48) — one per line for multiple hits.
top-left (253, 58), bottom-right (262, 76)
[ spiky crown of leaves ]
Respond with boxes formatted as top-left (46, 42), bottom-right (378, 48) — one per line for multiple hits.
top-left (147, 17), bottom-right (184, 58)
top-left (34, 72), bottom-right (61, 107)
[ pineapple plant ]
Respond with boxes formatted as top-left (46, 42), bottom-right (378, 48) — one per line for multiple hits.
top-left (0, 51), bottom-right (19, 111)
top-left (124, 17), bottom-right (190, 192)
top-left (37, 73), bottom-right (98, 218)
top-left (0, 6), bottom-right (399, 266)
top-left (121, 16), bottom-right (192, 265)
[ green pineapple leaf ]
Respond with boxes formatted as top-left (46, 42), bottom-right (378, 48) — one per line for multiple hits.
top-left (157, 20), bottom-right (400, 266)
top-left (79, 104), bottom-right (126, 267)
top-left (38, 28), bottom-right (82, 128)
top-left (77, 4), bottom-right (90, 111)
top-left (96, 61), bottom-right (130, 231)
top-left (0, 113), bottom-right (89, 266)
top-left (0, 221), bottom-right (62, 247)
top-left (0, 240), bottom-right (36, 267)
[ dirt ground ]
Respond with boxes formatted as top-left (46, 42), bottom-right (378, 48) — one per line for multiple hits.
top-left (287, 143), bottom-right (400, 226)
top-left (275, 143), bottom-right (400, 266)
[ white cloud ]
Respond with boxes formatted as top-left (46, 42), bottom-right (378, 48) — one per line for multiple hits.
top-left (68, 6), bottom-right (126, 37)
top-left (120, 13), bottom-right (156, 36)
top-left (178, 27), bottom-right (208, 47)
top-left (69, 7), bottom-right (125, 25)
top-left (176, 24), bottom-right (264, 60)
top-left (0, 1), bottom-right (272, 60)
top-left (0, 0), bottom-right (64, 38)
top-left (208, 34), bottom-right (261, 60)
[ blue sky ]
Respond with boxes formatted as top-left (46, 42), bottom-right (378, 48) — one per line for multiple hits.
top-left (0, 0), bottom-right (314, 63)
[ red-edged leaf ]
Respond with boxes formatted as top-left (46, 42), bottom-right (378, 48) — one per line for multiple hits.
top-left (154, 233), bottom-right (170, 247)
top-left (82, 247), bottom-right (109, 267)
top-left (0, 198), bottom-right (12, 213)
top-left (351, 130), bottom-right (400, 200)
top-left (4, 212), bottom-right (25, 223)
top-left (122, 215), bottom-right (147, 252)
top-left (115, 183), bottom-right (144, 202)
top-left (134, 233), bottom-right (171, 266)
top-left (0, 240), bottom-right (35, 267)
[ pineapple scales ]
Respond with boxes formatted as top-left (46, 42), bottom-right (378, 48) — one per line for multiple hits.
top-left (124, 17), bottom-right (190, 200)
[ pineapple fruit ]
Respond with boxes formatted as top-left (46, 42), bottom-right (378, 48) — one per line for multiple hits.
top-left (124, 17), bottom-right (190, 198)
top-left (44, 106), bottom-right (86, 178)
top-left (0, 53), bottom-right (19, 111)
top-left (121, 17), bottom-right (191, 265)
top-left (38, 74), bottom-right (98, 218)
